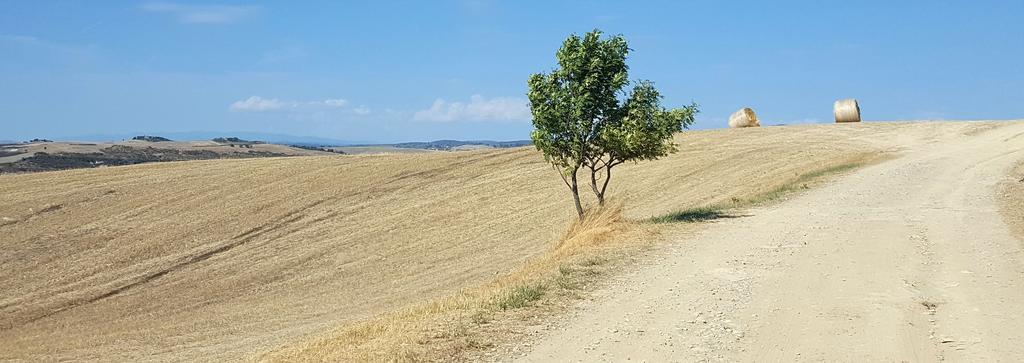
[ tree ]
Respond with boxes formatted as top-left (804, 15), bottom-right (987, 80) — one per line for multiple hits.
top-left (587, 82), bottom-right (697, 205)
top-left (528, 30), bottom-right (628, 218)
top-left (529, 30), bottom-right (697, 218)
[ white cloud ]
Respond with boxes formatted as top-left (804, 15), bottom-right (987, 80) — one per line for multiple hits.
top-left (141, 2), bottom-right (260, 24)
top-left (321, 99), bottom-right (348, 108)
top-left (229, 96), bottom-right (352, 112)
top-left (230, 96), bottom-right (286, 111)
top-left (413, 95), bottom-right (529, 122)
top-left (352, 106), bottom-right (371, 115)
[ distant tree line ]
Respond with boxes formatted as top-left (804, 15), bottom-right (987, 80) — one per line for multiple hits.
top-left (290, 144), bottom-right (347, 154)
top-left (131, 135), bottom-right (172, 142)
top-left (212, 137), bottom-right (265, 145)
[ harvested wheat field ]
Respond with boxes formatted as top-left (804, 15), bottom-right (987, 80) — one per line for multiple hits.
top-left (0, 121), bottom-right (1014, 361)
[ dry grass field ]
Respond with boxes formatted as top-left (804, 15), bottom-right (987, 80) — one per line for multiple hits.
top-left (0, 121), bottom-right (1006, 361)
top-left (330, 145), bottom-right (432, 154)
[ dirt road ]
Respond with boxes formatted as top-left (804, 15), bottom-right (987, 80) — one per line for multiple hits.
top-left (521, 121), bottom-right (1024, 362)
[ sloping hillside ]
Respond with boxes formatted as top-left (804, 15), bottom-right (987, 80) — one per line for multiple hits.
top-left (0, 122), bottom-right (1004, 361)
top-left (0, 139), bottom-right (339, 173)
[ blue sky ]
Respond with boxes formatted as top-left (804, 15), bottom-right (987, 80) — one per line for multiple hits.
top-left (1, 1), bottom-right (1022, 143)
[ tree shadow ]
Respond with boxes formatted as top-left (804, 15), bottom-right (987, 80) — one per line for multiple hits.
top-left (648, 207), bottom-right (749, 224)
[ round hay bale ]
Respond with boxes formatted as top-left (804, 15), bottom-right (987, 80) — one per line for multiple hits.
top-left (834, 99), bottom-right (861, 123)
top-left (728, 107), bottom-right (760, 128)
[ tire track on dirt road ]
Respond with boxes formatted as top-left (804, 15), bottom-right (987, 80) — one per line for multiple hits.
top-left (519, 122), bottom-right (1024, 362)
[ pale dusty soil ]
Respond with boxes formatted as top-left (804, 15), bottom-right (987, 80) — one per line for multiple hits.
top-left (0, 121), bottom-right (1012, 361)
top-left (999, 160), bottom-right (1024, 241)
top-left (519, 121), bottom-right (1024, 361)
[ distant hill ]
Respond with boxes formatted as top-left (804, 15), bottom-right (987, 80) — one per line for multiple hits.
top-left (57, 132), bottom-right (369, 146)
top-left (1, 146), bottom-right (292, 173)
top-left (0, 139), bottom-right (338, 174)
top-left (211, 137), bottom-right (265, 145)
top-left (32, 132), bottom-right (533, 150)
top-left (131, 135), bottom-right (172, 142)
top-left (392, 140), bottom-right (532, 151)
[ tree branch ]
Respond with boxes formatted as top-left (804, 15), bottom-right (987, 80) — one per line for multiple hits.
top-left (554, 164), bottom-right (572, 189)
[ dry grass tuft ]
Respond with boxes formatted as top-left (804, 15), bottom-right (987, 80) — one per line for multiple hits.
top-left (555, 201), bottom-right (632, 256)
top-left (493, 284), bottom-right (547, 310)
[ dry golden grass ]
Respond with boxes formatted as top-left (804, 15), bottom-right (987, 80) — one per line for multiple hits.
top-left (261, 202), bottom-right (644, 362)
top-left (0, 121), bottom-right (1002, 361)
top-left (331, 145), bottom-right (433, 154)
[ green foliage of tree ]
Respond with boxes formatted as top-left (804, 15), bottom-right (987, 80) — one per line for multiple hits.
top-left (589, 81), bottom-right (698, 205)
top-left (529, 30), bottom-right (698, 219)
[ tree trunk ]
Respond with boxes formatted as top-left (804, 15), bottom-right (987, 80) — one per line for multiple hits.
top-left (588, 163), bottom-right (614, 206)
top-left (598, 163), bottom-right (613, 205)
top-left (570, 169), bottom-right (585, 219)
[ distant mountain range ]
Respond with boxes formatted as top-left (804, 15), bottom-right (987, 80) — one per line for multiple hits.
top-left (23, 132), bottom-right (532, 150)
top-left (391, 140), bottom-right (532, 150)
top-left (41, 131), bottom-right (371, 146)
top-left (5, 132), bottom-right (532, 150)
